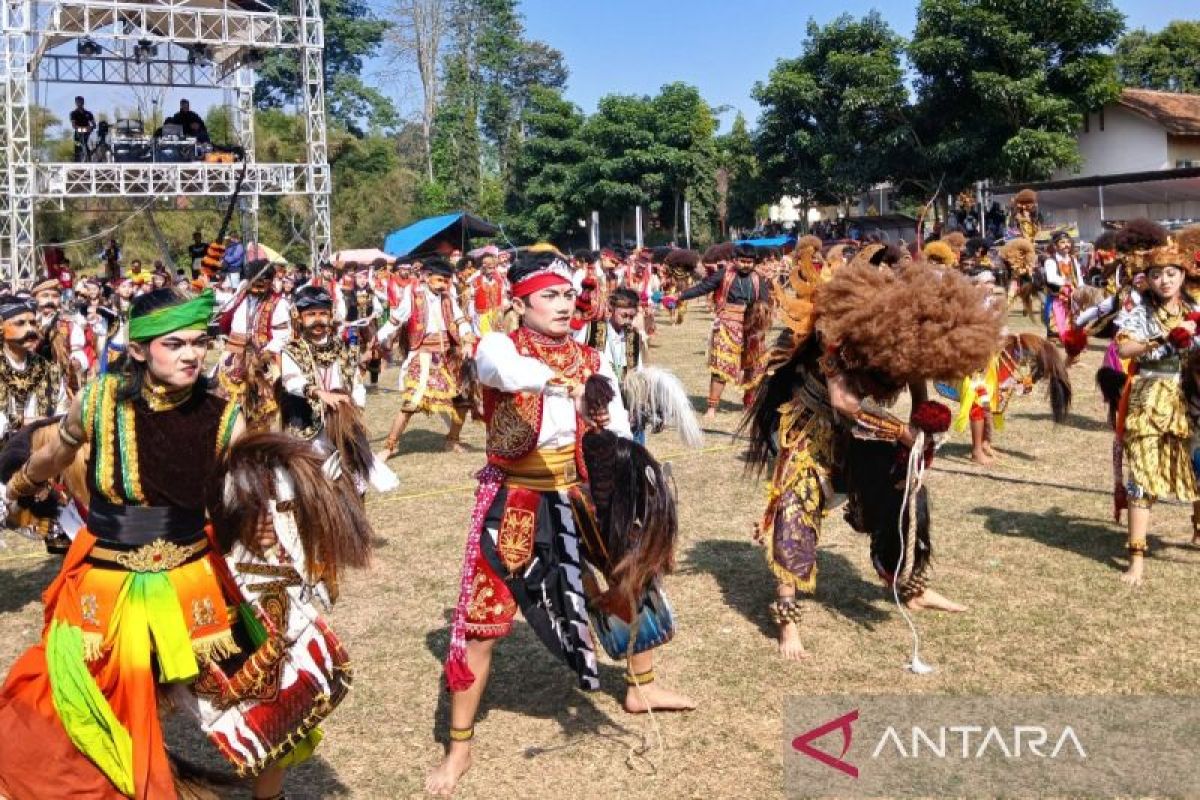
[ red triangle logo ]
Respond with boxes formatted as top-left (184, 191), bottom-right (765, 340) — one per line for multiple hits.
top-left (791, 709), bottom-right (859, 778)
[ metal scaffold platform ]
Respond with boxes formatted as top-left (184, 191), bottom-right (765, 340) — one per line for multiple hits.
top-left (0, 0), bottom-right (332, 283)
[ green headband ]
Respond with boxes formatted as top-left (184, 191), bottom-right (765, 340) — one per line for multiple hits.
top-left (128, 290), bottom-right (214, 342)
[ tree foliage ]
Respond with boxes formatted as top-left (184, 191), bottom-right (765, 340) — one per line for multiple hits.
top-left (907, 0), bottom-right (1124, 188)
top-left (753, 13), bottom-right (909, 203)
top-left (1116, 21), bottom-right (1200, 93)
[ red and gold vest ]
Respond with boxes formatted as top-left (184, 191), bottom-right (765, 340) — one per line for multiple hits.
top-left (715, 267), bottom-right (759, 312)
top-left (483, 327), bottom-right (601, 482)
top-left (407, 287), bottom-right (459, 350)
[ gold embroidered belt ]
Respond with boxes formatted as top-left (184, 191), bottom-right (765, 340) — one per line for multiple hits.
top-left (87, 536), bottom-right (209, 573)
top-left (718, 304), bottom-right (747, 321)
top-left (415, 332), bottom-right (450, 353)
top-left (501, 445), bottom-right (579, 491)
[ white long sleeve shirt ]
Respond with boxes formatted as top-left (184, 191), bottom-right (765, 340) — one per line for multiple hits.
top-left (475, 331), bottom-right (631, 448)
top-left (378, 284), bottom-right (472, 345)
top-left (230, 295), bottom-right (292, 353)
top-left (1043, 255), bottom-right (1080, 289)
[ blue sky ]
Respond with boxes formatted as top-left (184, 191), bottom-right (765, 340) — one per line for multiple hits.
top-left (45, 0), bottom-right (1185, 135)
top-left (513, 0), bottom-right (1184, 132)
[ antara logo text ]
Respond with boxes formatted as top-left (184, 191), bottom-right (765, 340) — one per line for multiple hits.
top-left (793, 710), bottom-right (1087, 777)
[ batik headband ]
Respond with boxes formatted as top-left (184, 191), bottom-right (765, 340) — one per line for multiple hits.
top-left (511, 258), bottom-right (572, 298)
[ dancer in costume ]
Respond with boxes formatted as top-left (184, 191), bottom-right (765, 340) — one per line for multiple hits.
top-left (345, 268), bottom-right (384, 386)
top-left (1043, 232), bottom-right (1082, 340)
top-left (0, 288), bottom-right (369, 800)
top-left (281, 285), bottom-right (397, 493)
top-left (1114, 236), bottom-right (1199, 585)
top-left (33, 278), bottom-right (91, 394)
top-left (663, 249), bottom-right (701, 325)
top-left (676, 244), bottom-right (773, 420)
top-left (377, 257), bottom-right (477, 456)
top-left (215, 261), bottom-right (291, 427)
top-left (743, 261), bottom-right (1003, 659)
top-left (0, 294), bottom-right (67, 441)
top-left (1000, 238), bottom-right (1039, 320)
top-left (426, 253), bottom-right (693, 797)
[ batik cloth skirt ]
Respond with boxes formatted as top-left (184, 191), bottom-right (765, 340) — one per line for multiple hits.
top-left (1123, 374), bottom-right (1197, 502)
top-left (399, 348), bottom-right (461, 415)
top-left (708, 307), bottom-right (746, 385)
top-left (0, 528), bottom-right (237, 800)
top-left (464, 478), bottom-right (674, 690)
top-left (759, 398), bottom-right (835, 591)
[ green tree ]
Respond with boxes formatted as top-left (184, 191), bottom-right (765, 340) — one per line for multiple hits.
top-left (651, 82), bottom-right (719, 243)
top-left (716, 112), bottom-right (765, 234)
top-left (504, 86), bottom-right (590, 241)
top-left (752, 13), bottom-right (909, 207)
top-left (908, 0), bottom-right (1124, 189)
top-left (1116, 21), bottom-right (1200, 93)
top-left (254, 0), bottom-right (397, 135)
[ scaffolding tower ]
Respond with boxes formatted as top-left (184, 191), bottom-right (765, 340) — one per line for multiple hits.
top-left (0, 0), bottom-right (332, 283)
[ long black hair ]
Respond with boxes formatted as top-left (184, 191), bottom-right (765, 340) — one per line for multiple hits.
top-left (117, 288), bottom-right (210, 402)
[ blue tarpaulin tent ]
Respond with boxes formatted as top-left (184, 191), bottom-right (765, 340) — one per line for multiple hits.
top-left (734, 235), bottom-right (795, 248)
top-left (382, 212), bottom-right (499, 259)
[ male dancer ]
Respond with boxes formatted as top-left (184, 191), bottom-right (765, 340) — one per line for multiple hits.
top-left (0, 295), bottom-right (67, 440)
top-left (426, 254), bottom-right (693, 797)
top-left (378, 257), bottom-right (475, 456)
top-left (676, 244), bottom-right (772, 420)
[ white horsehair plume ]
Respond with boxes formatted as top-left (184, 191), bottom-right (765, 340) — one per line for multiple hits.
top-left (623, 366), bottom-right (704, 448)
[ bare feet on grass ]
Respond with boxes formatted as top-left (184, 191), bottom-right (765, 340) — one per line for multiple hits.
top-left (623, 683), bottom-right (696, 714)
top-left (778, 621), bottom-right (809, 661)
top-left (425, 743), bottom-right (472, 797)
top-left (905, 588), bottom-right (967, 613)
top-left (1120, 558), bottom-right (1145, 587)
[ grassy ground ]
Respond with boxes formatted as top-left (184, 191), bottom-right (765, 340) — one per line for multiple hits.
top-left (1, 303), bottom-right (1198, 799)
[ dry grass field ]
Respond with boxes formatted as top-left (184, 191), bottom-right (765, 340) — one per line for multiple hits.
top-left (1, 302), bottom-right (1198, 798)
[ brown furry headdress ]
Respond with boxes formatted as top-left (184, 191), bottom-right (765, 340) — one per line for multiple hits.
top-left (999, 238), bottom-right (1036, 269)
top-left (1014, 189), bottom-right (1038, 207)
top-left (1117, 218), bottom-right (1170, 273)
top-left (1176, 225), bottom-right (1200, 276)
top-left (921, 240), bottom-right (956, 267)
top-left (815, 262), bottom-right (1002, 385)
top-left (942, 231), bottom-right (966, 251)
top-left (702, 242), bottom-right (735, 264)
top-left (663, 248), bottom-right (700, 269)
top-left (796, 235), bottom-right (823, 255)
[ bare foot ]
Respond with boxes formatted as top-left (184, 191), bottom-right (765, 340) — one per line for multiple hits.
top-left (703, 408), bottom-right (717, 423)
top-left (778, 621), bottom-right (809, 661)
top-left (981, 442), bottom-right (999, 459)
top-left (375, 448), bottom-right (398, 462)
top-left (1120, 559), bottom-right (1145, 586)
top-left (444, 440), bottom-right (466, 454)
top-left (970, 449), bottom-right (994, 466)
top-left (1190, 534), bottom-right (1200, 549)
top-left (425, 743), bottom-right (472, 797)
top-left (905, 588), bottom-right (967, 613)
top-left (623, 682), bottom-right (696, 714)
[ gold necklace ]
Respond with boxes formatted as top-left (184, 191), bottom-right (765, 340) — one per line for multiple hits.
top-left (140, 380), bottom-right (193, 412)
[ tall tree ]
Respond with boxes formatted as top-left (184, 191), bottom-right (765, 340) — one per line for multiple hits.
top-left (908, 0), bottom-right (1124, 189)
top-left (387, 0), bottom-right (450, 180)
top-left (752, 13), bottom-right (909, 207)
top-left (651, 82), bottom-right (719, 243)
top-left (255, 0), bottom-right (397, 135)
top-left (717, 112), bottom-right (764, 234)
top-left (1116, 21), bottom-right (1200, 93)
top-left (505, 86), bottom-right (590, 241)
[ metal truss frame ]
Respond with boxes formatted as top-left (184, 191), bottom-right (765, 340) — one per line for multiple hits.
top-left (1, 0), bottom-right (331, 283)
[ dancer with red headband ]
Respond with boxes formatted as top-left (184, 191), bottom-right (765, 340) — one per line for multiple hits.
top-left (425, 252), bottom-right (693, 797)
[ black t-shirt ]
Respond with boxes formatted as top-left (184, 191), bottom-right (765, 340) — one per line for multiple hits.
top-left (69, 109), bottom-right (94, 130)
top-left (167, 110), bottom-right (206, 134)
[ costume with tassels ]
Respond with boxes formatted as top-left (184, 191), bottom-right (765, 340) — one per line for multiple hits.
top-left (443, 255), bottom-right (680, 695)
top-left (678, 243), bottom-right (773, 413)
top-left (744, 261), bottom-right (1001, 636)
top-left (0, 290), bottom-right (369, 799)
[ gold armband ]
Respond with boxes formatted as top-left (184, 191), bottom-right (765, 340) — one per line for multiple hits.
top-left (850, 400), bottom-right (909, 442)
top-left (7, 465), bottom-right (47, 498)
top-left (58, 423), bottom-right (83, 448)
